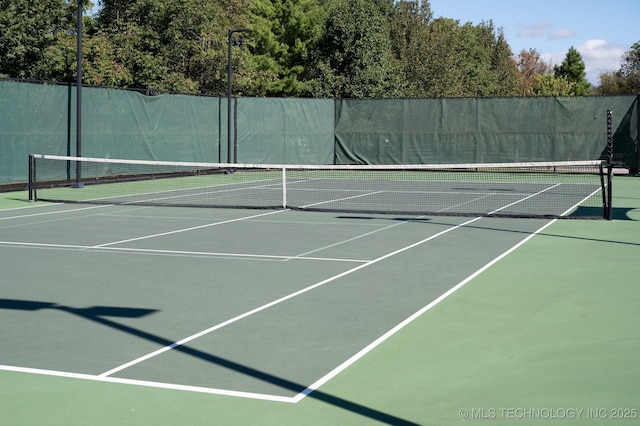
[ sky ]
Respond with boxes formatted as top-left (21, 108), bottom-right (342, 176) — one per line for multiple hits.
top-left (428, 0), bottom-right (640, 85)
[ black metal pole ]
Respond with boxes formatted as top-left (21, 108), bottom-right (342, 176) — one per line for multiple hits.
top-left (227, 29), bottom-right (251, 164)
top-left (227, 30), bottom-right (233, 164)
top-left (606, 110), bottom-right (613, 220)
top-left (73, 0), bottom-right (84, 188)
top-left (234, 97), bottom-right (239, 163)
top-left (637, 95), bottom-right (640, 176)
top-left (28, 155), bottom-right (34, 201)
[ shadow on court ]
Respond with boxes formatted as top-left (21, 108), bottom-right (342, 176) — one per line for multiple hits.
top-left (570, 206), bottom-right (637, 220)
top-left (337, 207), bottom-right (640, 248)
top-left (0, 298), bottom-right (420, 426)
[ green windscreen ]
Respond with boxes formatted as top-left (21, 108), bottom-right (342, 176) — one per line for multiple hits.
top-left (235, 97), bottom-right (334, 164)
top-left (1, 80), bottom-right (638, 185)
top-left (0, 81), bottom-right (221, 185)
top-left (334, 97), bottom-right (639, 166)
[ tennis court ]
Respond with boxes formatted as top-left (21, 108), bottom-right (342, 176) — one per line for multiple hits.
top-left (1, 174), bottom-right (639, 425)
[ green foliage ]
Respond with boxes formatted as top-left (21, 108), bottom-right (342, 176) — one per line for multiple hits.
top-left (95, 0), bottom-right (249, 93)
top-left (554, 46), bottom-right (591, 95)
top-left (489, 27), bottom-right (520, 96)
top-left (597, 41), bottom-right (640, 95)
top-left (516, 49), bottom-right (551, 95)
top-left (307, 0), bottom-right (402, 98)
top-left (389, 0), bottom-right (519, 98)
top-left (530, 73), bottom-right (575, 97)
top-left (455, 20), bottom-right (519, 97)
top-left (389, 0), bottom-right (432, 96)
top-left (418, 18), bottom-right (468, 96)
top-left (0, 0), bottom-right (76, 79)
top-left (246, 0), bottom-right (328, 96)
top-left (81, 33), bottom-right (133, 87)
top-left (622, 41), bottom-right (640, 75)
top-left (2, 0), bottom-right (623, 98)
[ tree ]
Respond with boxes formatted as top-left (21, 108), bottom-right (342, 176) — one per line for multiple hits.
top-left (95, 0), bottom-right (250, 93)
top-left (458, 22), bottom-right (497, 95)
top-left (455, 20), bottom-right (520, 97)
top-left (2, 0), bottom-right (577, 98)
top-left (372, 0), bottom-right (396, 21)
top-left (246, 0), bottom-right (328, 97)
top-left (489, 27), bottom-right (519, 96)
top-left (80, 33), bottom-right (134, 87)
top-left (530, 73), bottom-right (575, 97)
top-left (554, 46), bottom-right (591, 95)
top-left (621, 41), bottom-right (640, 75)
top-left (400, 16), bottom-right (518, 98)
top-left (307, 0), bottom-right (401, 98)
top-left (516, 49), bottom-right (551, 95)
top-left (389, 0), bottom-right (432, 97)
top-left (0, 0), bottom-right (77, 80)
top-left (414, 17), bottom-right (466, 97)
top-left (597, 41), bottom-right (640, 95)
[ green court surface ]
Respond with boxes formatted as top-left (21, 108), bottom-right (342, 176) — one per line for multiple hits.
top-left (1, 176), bottom-right (639, 426)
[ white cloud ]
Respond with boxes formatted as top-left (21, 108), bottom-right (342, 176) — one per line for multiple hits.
top-left (517, 22), bottom-right (575, 41)
top-left (578, 39), bottom-right (626, 83)
top-left (541, 52), bottom-right (565, 68)
top-left (541, 40), bottom-right (626, 85)
top-left (549, 28), bottom-right (575, 40)
top-left (517, 21), bottom-right (551, 38)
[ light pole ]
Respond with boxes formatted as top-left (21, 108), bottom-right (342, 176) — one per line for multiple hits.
top-left (227, 29), bottom-right (251, 164)
top-left (73, 0), bottom-right (84, 187)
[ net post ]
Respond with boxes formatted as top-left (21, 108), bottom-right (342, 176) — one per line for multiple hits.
top-left (606, 110), bottom-right (613, 220)
top-left (599, 163), bottom-right (607, 216)
top-left (72, 157), bottom-right (84, 189)
top-left (28, 155), bottom-right (35, 202)
top-left (233, 97), bottom-right (238, 163)
top-left (72, 169), bottom-right (84, 188)
top-left (282, 167), bottom-right (287, 209)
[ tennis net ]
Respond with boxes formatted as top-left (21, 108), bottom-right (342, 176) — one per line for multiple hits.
top-left (28, 154), bottom-right (610, 219)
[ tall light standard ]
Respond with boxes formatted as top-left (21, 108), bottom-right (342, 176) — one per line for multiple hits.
top-left (227, 29), bottom-right (251, 164)
top-left (73, 0), bottom-right (84, 187)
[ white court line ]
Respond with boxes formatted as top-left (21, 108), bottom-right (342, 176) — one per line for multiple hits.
top-left (0, 365), bottom-right (295, 403)
top-left (0, 241), bottom-right (89, 250)
top-left (90, 209), bottom-right (286, 248)
top-left (0, 204), bottom-right (112, 221)
top-left (292, 217), bottom-right (560, 402)
top-left (118, 179), bottom-right (283, 205)
top-left (0, 241), bottom-right (367, 263)
top-left (285, 215), bottom-right (428, 261)
top-left (300, 191), bottom-right (385, 209)
top-left (98, 247), bottom-right (368, 263)
top-left (562, 186), bottom-right (604, 216)
top-left (98, 216), bottom-right (483, 378)
top-left (434, 183), bottom-right (563, 215)
top-left (1, 216), bottom-right (555, 401)
top-left (489, 183), bottom-right (562, 215)
top-left (436, 193), bottom-right (495, 213)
